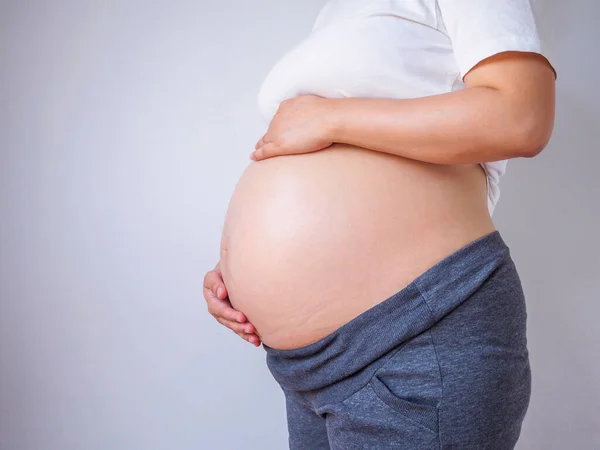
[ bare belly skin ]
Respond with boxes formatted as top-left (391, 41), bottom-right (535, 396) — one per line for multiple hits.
top-left (219, 143), bottom-right (496, 350)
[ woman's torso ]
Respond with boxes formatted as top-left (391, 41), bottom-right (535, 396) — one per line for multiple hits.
top-left (219, 1), bottom-right (498, 350)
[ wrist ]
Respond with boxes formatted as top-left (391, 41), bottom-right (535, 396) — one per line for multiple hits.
top-left (323, 98), bottom-right (344, 143)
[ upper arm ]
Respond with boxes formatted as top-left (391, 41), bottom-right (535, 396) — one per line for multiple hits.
top-left (437, 0), bottom-right (557, 156)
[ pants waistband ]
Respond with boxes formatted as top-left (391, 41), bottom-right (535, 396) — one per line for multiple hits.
top-left (262, 230), bottom-right (510, 397)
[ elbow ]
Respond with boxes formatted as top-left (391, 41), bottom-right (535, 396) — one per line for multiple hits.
top-left (512, 114), bottom-right (555, 158)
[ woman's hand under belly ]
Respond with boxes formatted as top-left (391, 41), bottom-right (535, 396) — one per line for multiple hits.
top-left (219, 143), bottom-right (495, 350)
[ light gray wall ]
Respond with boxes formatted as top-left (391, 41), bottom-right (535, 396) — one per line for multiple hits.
top-left (0, 1), bottom-right (597, 449)
top-left (508, 0), bottom-right (600, 447)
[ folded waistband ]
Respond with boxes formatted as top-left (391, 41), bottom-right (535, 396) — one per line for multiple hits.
top-left (262, 230), bottom-right (510, 394)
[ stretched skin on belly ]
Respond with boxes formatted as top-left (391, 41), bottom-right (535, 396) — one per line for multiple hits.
top-left (219, 143), bottom-right (493, 350)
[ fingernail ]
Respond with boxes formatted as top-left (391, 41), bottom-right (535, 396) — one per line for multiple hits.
top-left (216, 287), bottom-right (224, 297)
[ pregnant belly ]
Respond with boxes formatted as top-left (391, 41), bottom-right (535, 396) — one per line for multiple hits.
top-left (219, 143), bottom-right (495, 350)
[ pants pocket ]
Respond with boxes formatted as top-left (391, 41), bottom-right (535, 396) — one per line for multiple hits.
top-left (368, 372), bottom-right (439, 434)
top-left (368, 328), bottom-right (442, 434)
top-left (330, 368), bottom-right (440, 449)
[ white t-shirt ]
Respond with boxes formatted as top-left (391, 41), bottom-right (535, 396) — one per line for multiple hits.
top-left (256, 0), bottom-right (555, 216)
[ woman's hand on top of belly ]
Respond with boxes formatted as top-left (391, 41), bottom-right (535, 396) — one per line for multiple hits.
top-left (250, 95), bottom-right (335, 161)
top-left (203, 261), bottom-right (262, 347)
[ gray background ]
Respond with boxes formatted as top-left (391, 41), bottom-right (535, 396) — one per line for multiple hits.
top-left (1, 1), bottom-right (598, 449)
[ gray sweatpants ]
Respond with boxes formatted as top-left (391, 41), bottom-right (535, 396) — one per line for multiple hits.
top-left (262, 230), bottom-right (531, 449)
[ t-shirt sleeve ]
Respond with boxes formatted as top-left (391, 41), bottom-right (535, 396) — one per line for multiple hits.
top-left (436, 0), bottom-right (557, 81)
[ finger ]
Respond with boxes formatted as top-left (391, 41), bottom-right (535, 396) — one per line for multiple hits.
top-left (216, 285), bottom-right (227, 300)
top-left (242, 332), bottom-right (262, 346)
top-left (203, 269), bottom-right (228, 300)
top-left (216, 318), bottom-right (261, 345)
top-left (243, 330), bottom-right (262, 346)
top-left (204, 288), bottom-right (247, 323)
top-left (251, 141), bottom-right (278, 161)
top-left (234, 329), bottom-right (257, 344)
top-left (255, 135), bottom-right (266, 150)
top-left (243, 333), bottom-right (262, 346)
top-left (203, 268), bottom-right (236, 316)
top-left (215, 317), bottom-right (257, 335)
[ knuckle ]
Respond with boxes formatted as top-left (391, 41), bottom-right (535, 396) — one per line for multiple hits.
top-left (277, 136), bottom-right (288, 148)
top-left (204, 291), bottom-right (215, 305)
top-left (203, 270), bottom-right (215, 286)
top-left (204, 267), bottom-right (215, 279)
top-left (274, 140), bottom-right (287, 152)
top-left (227, 312), bottom-right (241, 324)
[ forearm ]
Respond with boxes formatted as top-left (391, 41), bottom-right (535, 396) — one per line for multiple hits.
top-left (325, 87), bottom-right (547, 165)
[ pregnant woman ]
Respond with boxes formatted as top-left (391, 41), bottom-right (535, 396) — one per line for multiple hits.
top-left (204, 0), bottom-right (556, 448)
